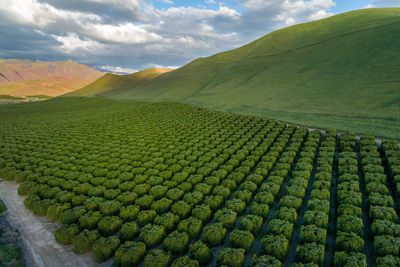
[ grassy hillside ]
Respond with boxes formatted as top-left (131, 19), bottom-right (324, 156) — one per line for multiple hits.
top-left (0, 59), bottom-right (104, 98)
top-left (67, 68), bottom-right (172, 97)
top-left (77, 8), bottom-right (400, 139)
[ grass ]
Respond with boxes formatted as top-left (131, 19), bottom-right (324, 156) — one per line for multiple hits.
top-left (70, 8), bottom-right (400, 139)
top-left (66, 68), bottom-right (172, 97)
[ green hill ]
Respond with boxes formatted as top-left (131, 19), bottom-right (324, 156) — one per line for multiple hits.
top-left (67, 68), bottom-right (172, 97)
top-left (71, 8), bottom-right (400, 139)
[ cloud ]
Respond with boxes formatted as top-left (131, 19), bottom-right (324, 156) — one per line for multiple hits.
top-left (0, 0), bottom-right (337, 71)
top-left (365, 0), bottom-right (400, 8)
top-left (51, 33), bottom-right (105, 54)
top-left (99, 65), bottom-right (138, 74)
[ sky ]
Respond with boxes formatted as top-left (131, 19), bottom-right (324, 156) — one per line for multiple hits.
top-left (0, 0), bottom-right (399, 73)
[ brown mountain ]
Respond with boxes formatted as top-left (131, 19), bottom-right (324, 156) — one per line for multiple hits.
top-left (0, 59), bottom-right (104, 98)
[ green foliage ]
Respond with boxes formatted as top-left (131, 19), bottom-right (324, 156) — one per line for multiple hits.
top-left (217, 248), bottom-right (245, 267)
top-left (203, 223), bottom-right (227, 246)
top-left (171, 256), bottom-right (199, 267)
top-left (93, 236), bottom-right (120, 262)
top-left (99, 200), bottom-right (122, 215)
top-left (73, 229), bottom-right (100, 254)
top-left (368, 193), bottom-right (393, 207)
top-left (115, 241), bottom-right (146, 266)
top-left (229, 229), bottom-right (255, 252)
top-left (164, 231), bottom-right (189, 254)
top-left (84, 197), bottom-right (104, 211)
top-left (310, 188), bottom-right (330, 200)
top-left (239, 214), bottom-right (263, 235)
top-left (151, 197), bottom-right (173, 214)
top-left (139, 224), bottom-right (166, 248)
top-left (337, 215), bottom-right (363, 236)
top-left (18, 181), bottom-right (36, 195)
top-left (215, 208), bottom-right (237, 229)
top-left (296, 243), bottom-right (325, 265)
top-left (300, 225), bottom-right (327, 245)
top-left (60, 206), bottom-right (86, 225)
top-left (183, 191), bottom-right (203, 205)
top-left (194, 183), bottom-right (211, 196)
top-left (116, 191), bottom-right (137, 205)
top-left (135, 194), bottom-right (154, 209)
top-left (336, 231), bottom-right (364, 253)
top-left (376, 255), bottom-right (400, 267)
top-left (144, 249), bottom-right (171, 267)
top-left (154, 212), bottom-right (180, 232)
top-left (137, 209), bottom-right (157, 226)
top-left (255, 191), bottom-right (275, 205)
top-left (119, 205), bottom-right (140, 221)
top-left (149, 185), bottom-right (168, 200)
top-left (250, 202), bottom-right (269, 218)
top-left (371, 220), bottom-right (400, 237)
top-left (337, 204), bottom-right (362, 217)
top-left (213, 185), bottom-right (231, 200)
top-left (119, 222), bottom-right (139, 241)
top-left (55, 224), bottom-right (80, 245)
top-left (369, 206), bottom-right (397, 222)
top-left (190, 241), bottom-right (212, 265)
top-left (268, 219), bottom-right (294, 240)
top-left (280, 195), bottom-right (302, 210)
top-left (366, 182), bottom-right (389, 195)
top-left (192, 204), bottom-right (212, 223)
top-left (261, 234), bottom-right (289, 261)
top-left (334, 251), bottom-right (367, 267)
top-left (98, 216), bottom-right (123, 236)
top-left (47, 203), bottom-right (70, 221)
top-left (204, 195), bottom-right (224, 211)
top-left (226, 198), bottom-right (247, 215)
top-left (374, 235), bottom-right (400, 257)
top-left (286, 185), bottom-right (306, 199)
top-left (171, 200), bottom-right (192, 219)
top-left (304, 210), bottom-right (329, 228)
top-left (79, 211), bottom-right (102, 229)
top-left (275, 207), bottom-right (298, 223)
top-left (253, 255), bottom-right (282, 267)
top-left (177, 217), bottom-right (203, 240)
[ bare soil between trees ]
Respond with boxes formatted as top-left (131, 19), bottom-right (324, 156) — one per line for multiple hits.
top-left (0, 179), bottom-right (95, 267)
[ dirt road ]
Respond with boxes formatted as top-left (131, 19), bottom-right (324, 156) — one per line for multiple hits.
top-left (0, 180), bottom-right (95, 267)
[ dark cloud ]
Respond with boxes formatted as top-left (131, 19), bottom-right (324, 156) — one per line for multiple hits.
top-left (0, 0), bottom-right (338, 72)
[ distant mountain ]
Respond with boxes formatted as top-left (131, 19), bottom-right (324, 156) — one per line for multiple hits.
top-left (70, 8), bottom-right (400, 138)
top-left (0, 59), bottom-right (104, 98)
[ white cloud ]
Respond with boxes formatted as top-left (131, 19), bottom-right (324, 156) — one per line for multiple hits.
top-left (0, 0), bottom-right (101, 27)
top-left (51, 33), bottom-right (104, 54)
top-left (364, 0), bottom-right (400, 8)
top-left (0, 0), bottom-right (337, 70)
top-left (87, 23), bottom-right (163, 44)
top-left (99, 65), bottom-right (138, 73)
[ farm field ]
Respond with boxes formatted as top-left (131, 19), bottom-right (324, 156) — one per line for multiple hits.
top-left (0, 98), bottom-right (400, 266)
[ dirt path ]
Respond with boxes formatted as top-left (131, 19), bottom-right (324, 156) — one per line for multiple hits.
top-left (0, 180), bottom-right (95, 267)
